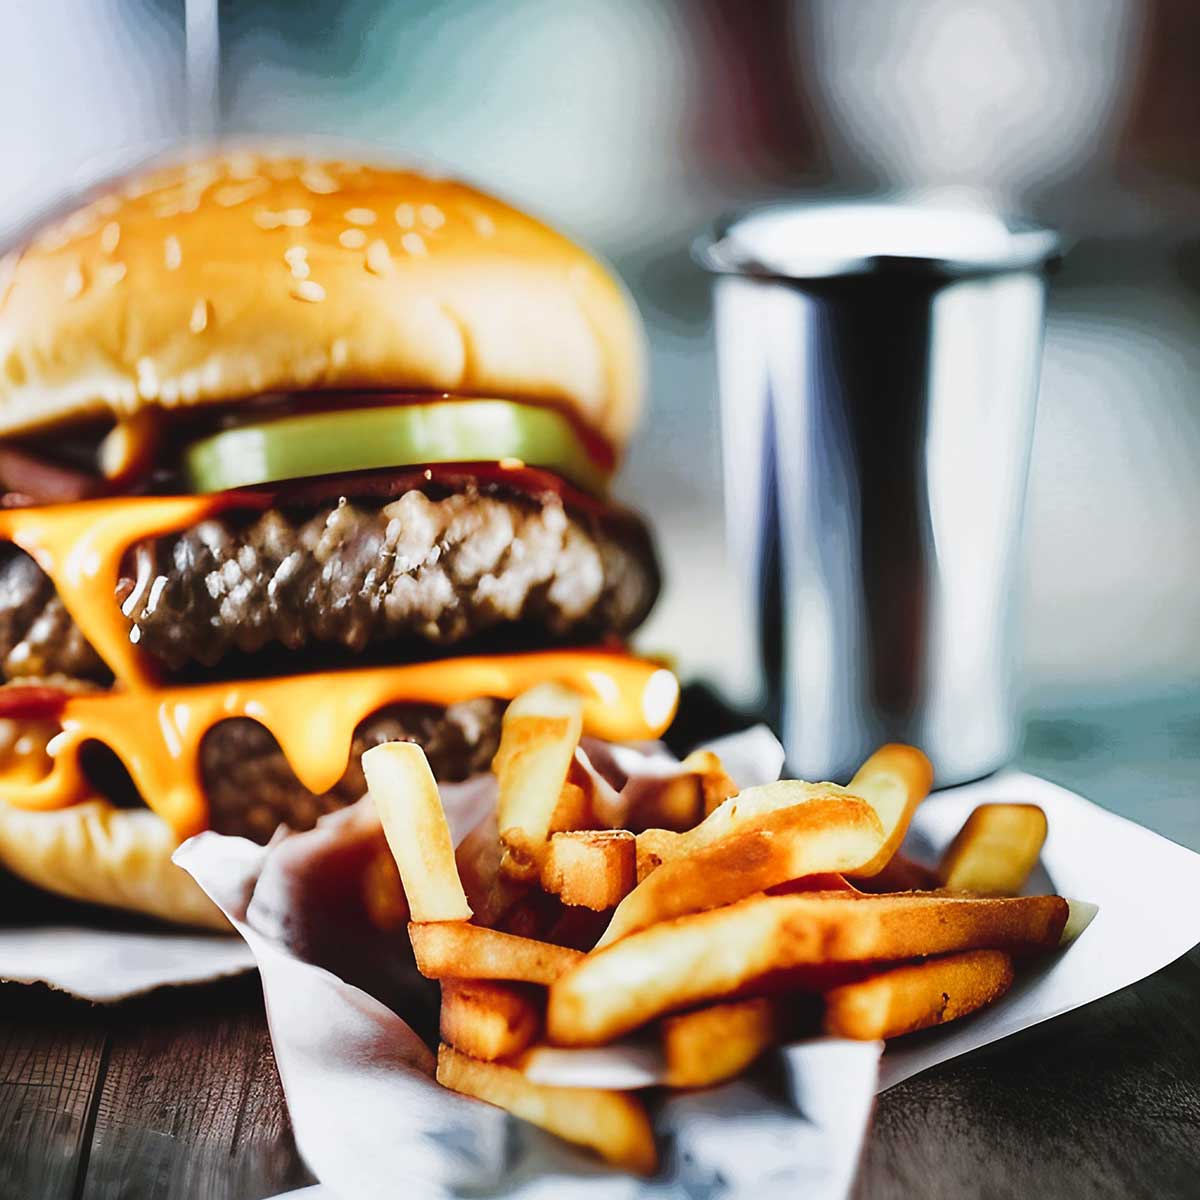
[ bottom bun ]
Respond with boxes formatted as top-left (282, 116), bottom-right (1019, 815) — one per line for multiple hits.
top-left (0, 800), bottom-right (229, 930)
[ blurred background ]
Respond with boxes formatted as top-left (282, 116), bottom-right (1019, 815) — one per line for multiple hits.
top-left (2, 0), bottom-right (1198, 718)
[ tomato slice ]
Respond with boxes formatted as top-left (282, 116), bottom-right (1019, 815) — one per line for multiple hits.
top-left (0, 686), bottom-right (69, 721)
top-left (184, 400), bottom-right (609, 496)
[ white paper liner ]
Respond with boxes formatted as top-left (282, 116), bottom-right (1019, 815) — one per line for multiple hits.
top-left (173, 729), bottom-right (1200, 1198)
top-left (0, 923), bottom-right (255, 1001)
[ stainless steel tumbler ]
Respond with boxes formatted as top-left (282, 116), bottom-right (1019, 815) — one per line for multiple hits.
top-left (696, 203), bottom-right (1060, 786)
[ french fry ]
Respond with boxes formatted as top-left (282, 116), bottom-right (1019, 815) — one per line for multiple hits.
top-left (662, 997), bottom-right (777, 1088)
top-left (631, 772), bottom-right (705, 832)
top-left (634, 779), bottom-right (857, 877)
top-left (363, 741), bottom-right (471, 922)
top-left (622, 751), bottom-right (739, 833)
top-left (548, 891), bottom-right (1068, 1045)
top-left (361, 846), bottom-right (410, 931)
top-left (634, 828), bottom-right (678, 883)
top-left (595, 798), bottom-right (885, 948)
top-left (822, 949), bottom-right (1015, 1040)
top-left (440, 979), bottom-right (542, 1061)
top-left (436, 1044), bottom-right (657, 1174)
top-left (938, 803), bottom-right (1048, 895)
top-left (844, 744), bottom-right (934, 877)
top-left (411, 921), bottom-right (583, 986)
top-left (549, 780), bottom-right (592, 835)
top-left (690, 750), bottom-right (741, 817)
top-left (850, 852), bottom-right (939, 894)
top-left (541, 830), bottom-right (636, 911)
top-left (493, 683), bottom-right (584, 881)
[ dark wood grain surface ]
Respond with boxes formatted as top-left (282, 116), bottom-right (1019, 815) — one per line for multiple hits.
top-left (0, 692), bottom-right (1197, 1199)
top-left (0, 978), bottom-right (315, 1200)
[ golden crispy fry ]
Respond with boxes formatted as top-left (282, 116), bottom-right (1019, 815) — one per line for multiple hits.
top-left (363, 742), bottom-right (471, 922)
top-left (632, 772), bottom-right (705, 832)
top-left (938, 803), bottom-right (1048, 895)
top-left (552, 780), bottom-right (591, 830)
top-left (493, 683), bottom-right (584, 881)
top-left (436, 1044), bottom-right (657, 1174)
top-left (411, 921), bottom-right (584, 986)
top-left (634, 828), bottom-right (677, 883)
top-left (623, 751), bottom-right (740, 833)
top-left (361, 846), bottom-right (410, 931)
top-left (690, 750), bottom-right (742, 817)
top-left (822, 949), bottom-right (1014, 1039)
top-left (595, 798), bottom-right (885, 948)
top-left (662, 997), bottom-right (777, 1088)
top-left (633, 779), bottom-right (856, 878)
top-left (845, 744), bottom-right (934, 877)
top-left (541, 830), bottom-right (636, 911)
top-left (850, 852), bottom-right (939, 894)
top-left (440, 979), bottom-right (542, 1061)
top-left (548, 890), bottom-right (1067, 1045)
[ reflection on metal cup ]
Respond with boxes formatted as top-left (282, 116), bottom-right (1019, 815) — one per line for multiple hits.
top-left (696, 203), bottom-right (1060, 786)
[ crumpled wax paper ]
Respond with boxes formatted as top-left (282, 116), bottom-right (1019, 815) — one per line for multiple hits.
top-left (175, 729), bottom-right (1200, 1199)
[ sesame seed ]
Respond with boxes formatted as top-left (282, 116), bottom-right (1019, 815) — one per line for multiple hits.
top-left (164, 235), bottom-right (182, 270)
top-left (400, 232), bottom-right (427, 257)
top-left (291, 280), bottom-right (326, 303)
top-left (283, 246), bottom-right (311, 279)
top-left (189, 298), bottom-right (211, 334)
top-left (499, 457), bottom-right (526, 471)
top-left (419, 204), bottom-right (445, 230)
top-left (365, 239), bottom-right (394, 276)
top-left (63, 264), bottom-right (85, 299)
top-left (339, 228), bottom-right (367, 249)
top-left (344, 208), bottom-right (377, 226)
top-left (300, 167), bottom-right (339, 195)
top-left (96, 196), bottom-right (121, 217)
top-left (254, 207), bottom-right (312, 230)
top-left (98, 262), bottom-right (127, 287)
top-left (100, 222), bottom-right (121, 254)
top-left (394, 203), bottom-right (415, 228)
top-left (473, 212), bottom-right (496, 238)
top-left (330, 337), bottom-right (350, 366)
top-left (214, 179), bottom-right (270, 207)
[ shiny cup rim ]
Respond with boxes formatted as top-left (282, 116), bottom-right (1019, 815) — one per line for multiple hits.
top-left (694, 199), bottom-right (1062, 282)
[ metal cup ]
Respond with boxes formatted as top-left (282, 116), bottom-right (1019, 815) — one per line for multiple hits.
top-left (696, 202), bottom-right (1060, 785)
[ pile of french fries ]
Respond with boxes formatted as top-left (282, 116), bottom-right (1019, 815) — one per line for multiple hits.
top-left (362, 684), bottom-right (1093, 1175)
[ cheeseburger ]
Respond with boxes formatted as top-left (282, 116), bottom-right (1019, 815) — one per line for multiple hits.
top-left (0, 149), bottom-right (675, 926)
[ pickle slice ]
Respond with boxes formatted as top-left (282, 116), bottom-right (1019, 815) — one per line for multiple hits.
top-left (183, 400), bottom-right (608, 495)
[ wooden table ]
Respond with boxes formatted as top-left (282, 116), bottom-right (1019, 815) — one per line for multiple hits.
top-left (2, 692), bottom-right (1198, 1199)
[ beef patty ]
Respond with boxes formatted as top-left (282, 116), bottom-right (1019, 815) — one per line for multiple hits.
top-left (0, 482), bottom-right (659, 680)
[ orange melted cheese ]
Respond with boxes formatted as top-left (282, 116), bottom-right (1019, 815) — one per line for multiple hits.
top-left (0, 497), bottom-right (678, 837)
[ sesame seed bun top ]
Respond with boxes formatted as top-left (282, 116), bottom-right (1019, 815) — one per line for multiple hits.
top-left (0, 149), bottom-right (645, 450)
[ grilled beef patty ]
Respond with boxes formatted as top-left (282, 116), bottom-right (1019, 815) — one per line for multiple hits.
top-left (0, 483), bottom-right (658, 680)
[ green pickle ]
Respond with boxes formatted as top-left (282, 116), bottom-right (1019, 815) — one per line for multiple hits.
top-left (184, 399), bottom-right (607, 495)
